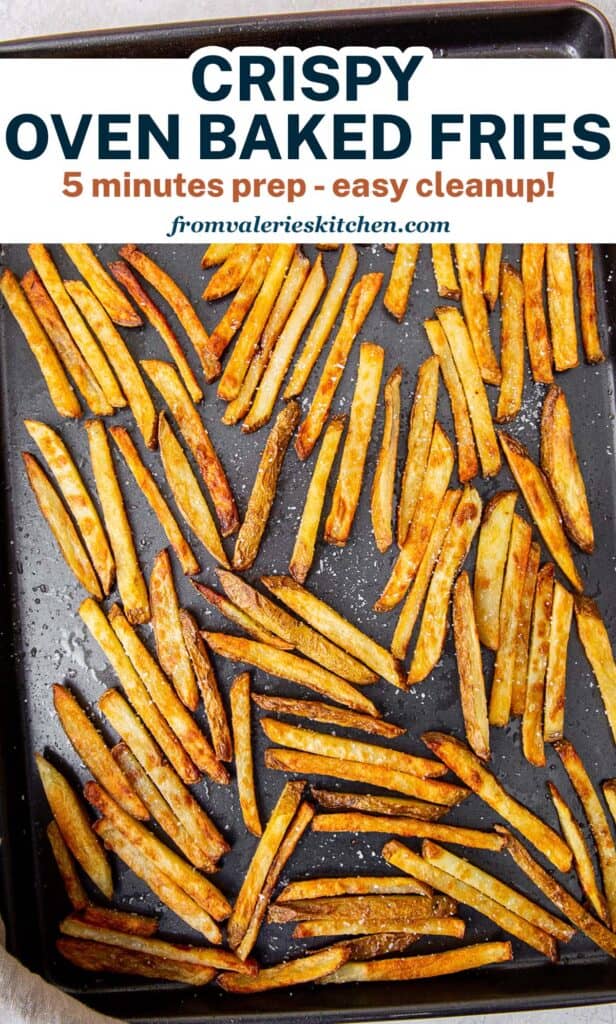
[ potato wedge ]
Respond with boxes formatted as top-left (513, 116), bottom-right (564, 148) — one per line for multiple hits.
top-left (423, 318), bottom-right (478, 482)
top-left (489, 514), bottom-right (533, 727)
top-left (521, 564), bottom-right (554, 766)
top-left (150, 548), bottom-right (197, 711)
top-left (511, 541), bottom-right (541, 717)
top-left (310, 789), bottom-right (449, 821)
top-left (251, 694), bottom-right (404, 739)
top-left (219, 946), bottom-right (350, 992)
top-left (312, 813), bottom-right (503, 851)
top-left (397, 355), bottom-right (439, 544)
top-left (289, 416), bottom-right (345, 583)
top-left (453, 572), bottom-right (489, 761)
top-left (384, 243), bottom-right (420, 321)
top-left (575, 597), bottom-right (616, 743)
top-left (482, 243), bottom-right (502, 312)
top-left (179, 609), bottom-right (232, 762)
top-left (63, 243), bottom-right (141, 326)
top-left (473, 491), bottom-right (517, 650)
top-left (77, 905), bottom-right (157, 937)
top-left (521, 243), bottom-right (553, 383)
top-left (277, 876), bottom-right (433, 903)
top-left (371, 364), bottom-right (403, 553)
top-left (549, 780), bottom-right (608, 923)
top-left (208, 244), bottom-right (275, 357)
top-left (541, 385), bottom-right (593, 553)
top-left (544, 580), bottom-right (574, 742)
top-left (431, 244), bottom-right (459, 300)
top-left (46, 820), bottom-right (88, 911)
top-left (203, 244), bottom-right (261, 301)
top-left (318, 940), bottom-right (512, 984)
top-left (547, 243), bottom-right (579, 371)
top-left (454, 243), bottom-right (501, 385)
top-left (202, 243), bottom-right (235, 268)
top-left (192, 581), bottom-right (291, 650)
top-left (57, 937), bottom-right (215, 985)
top-left (495, 263), bottom-right (525, 422)
top-left (230, 672), bottom-right (262, 837)
top-left (576, 243), bottom-right (605, 363)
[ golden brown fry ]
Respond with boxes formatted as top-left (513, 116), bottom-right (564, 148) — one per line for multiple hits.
top-left (421, 732), bottom-right (572, 872)
top-left (489, 514), bottom-right (533, 727)
top-left (277, 877), bottom-right (433, 903)
top-left (541, 385), bottom-right (593, 553)
top-left (423, 318), bottom-right (478, 482)
top-left (108, 260), bottom-right (202, 403)
top-left (499, 431), bottom-right (582, 592)
top-left (293, 917), bottom-right (464, 939)
top-left (203, 244), bottom-right (261, 301)
top-left (202, 243), bottom-right (235, 268)
top-left (23, 452), bottom-right (102, 598)
top-left (384, 243), bottom-right (420, 321)
top-left (453, 572), bottom-right (489, 761)
top-left (521, 243), bottom-right (553, 383)
top-left (208, 244), bottom-right (275, 358)
top-left (230, 672), bottom-right (262, 837)
top-left (78, 905), bottom-right (158, 937)
top-left (35, 754), bottom-right (112, 899)
top-left (521, 564), bottom-right (554, 766)
top-left (143, 360), bottom-right (238, 536)
top-left (57, 937), bottom-right (215, 985)
top-left (549, 780), bottom-right (608, 923)
top-left (63, 243), bottom-right (141, 326)
top-left (310, 788), bottom-right (450, 821)
top-left (431, 244), bottom-right (459, 300)
top-left (324, 342), bottom-right (384, 545)
top-left (408, 487), bottom-right (482, 685)
top-left (547, 243), bottom-right (579, 371)
top-left (397, 356), bottom-right (439, 545)
top-left (193, 581), bottom-right (291, 650)
top-left (318, 940), bottom-right (512, 985)
top-left (47, 821), bottom-right (89, 911)
top-left (482, 243), bottom-right (502, 312)
top-left (576, 243), bottom-right (605, 363)
top-left (219, 946), bottom-right (350, 992)
top-left (295, 272), bottom-right (383, 459)
top-left (289, 416), bottom-right (345, 583)
top-left (454, 243), bottom-right (501, 385)
top-left (150, 548), bottom-right (197, 711)
top-left (251, 694), bottom-right (404, 739)
top-left (330, 933), bottom-right (417, 961)
top-left (473, 492), bottom-right (517, 651)
top-left (85, 419), bottom-right (149, 622)
top-left (544, 580), bottom-right (574, 742)
top-left (285, 243), bottom-right (358, 399)
top-left (510, 542), bottom-right (540, 718)
top-left (575, 597), bottom-right (616, 743)
top-left (313, 813), bottom-right (503, 850)
top-left (179, 609), bottom-right (232, 762)
top-left (495, 263), bottom-right (525, 422)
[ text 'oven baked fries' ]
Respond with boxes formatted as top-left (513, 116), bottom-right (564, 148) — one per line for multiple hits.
top-left (546, 243), bottom-right (579, 372)
top-left (219, 945), bottom-right (351, 992)
top-left (397, 355), bottom-right (439, 545)
top-left (489, 514), bottom-right (533, 727)
top-left (384, 243), bottom-right (420, 321)
top-left (318, 941), bottom-right (512, 985)
top-left (310, 788), bottom-right (450, 821)
top-left (431, 244), bottom-right (459, 300)
top-left (541, 385), bottom-right (593, 553)
top-left (193, 581), bottom-right (292, 650)
top-left (544, 580), bottom-right (574, 742)
top-left (312, 813), bottom-right (504, 851)
top-left (511, 541), bottom-right (540, 717)
top-left (454, 243), bottom-right (501, 386)
top-left (63, 244), bottom-right (141, 327)
top-left (202, 243), bottom-right (261, 301)
top-left (473, 491), bottom-right (517, 650)
top-left (421, 732), bottom-right (572, 872)
top-left (47, 821), bottom-right (88, 912)
top-left (289, 415), bottom-right (345, 583)
top-left (521, 243), bottom-right (553, 383)
top-left (575, 243), bottom-right (605, 363)
top-left (277, 876), bottom-right (434, 902)
top-left (57, 937), bottom-right (215, 985)
top-left (495, 262), bottom-right (525, 422)
top-left (575, 597), bottom-right (616, 745)
top-left (179, 609), bottom-right (233, 762)
top-left (549, 780), bottom-right (608, 924)
top-left (521, 563), bottom-right (554, 767)
top-left (150, 548), bottom-right (198, 712)
top-left (482, 243), bottom-right (502, 312)
top-left (453, 572), bottom-right (489, 761)
top-left (251, 693), bottom-right (404, 739)
top-left (371, 364), bottom-right (402, 552)
top-left (230, 672), bottom-right (262, 837)
top-left (424, 318), bottom-right (478, 483)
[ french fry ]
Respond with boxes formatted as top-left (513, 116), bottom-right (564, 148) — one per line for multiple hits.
top-left (202, 243), bottom-right (235, 268)
top-left (179, 609), bottom-right (232, 762)
top-left (227, 780), bottom-right (305, 951)
top-left (482, 243), bottom-right (502, 311)
top-left (421, 732), bottom-right (572, 872)
top-left (318, 940), bottom-right (512, 984)
top-left (23, 452), bottom-right (102, 598)
top-left (109, 260), bottom-right (202, 403)
top-left (511, 541), bottom-right (541, 717)
top-left (202, 244), bottom-right (261, 301)
top-left (25, 419), bottom-right (115, 594)
top-left (230, 672), bottom-right (262, 837)
top-left (265, 749), bottom-right (468, 806)
top-left (376, 423), bottom-right (454, 610)
top-left (489, 514), bottom-right (533, 727)
top-left (397, 355), bottom-right (439, 544)
top-left (85, 419), bottom-right (149, 622)
top-left (499, 432), bottom-right (583, 592)
top-left (576, 243), bottom-right (605, 363)
top-left (521, 243), bottom-right (553, 383)
top-left (119, 244), bottom-right (220, 382)
top-left (208, 244), bottom-right (275, 357)
top-left (500, 828), bottom-right (616, 957)
top-left (1, 269), bottom-right (81, 418)
top-left (20, 270), bottom-right (109, 415)
top-left (57, 937), bottom-right (215, 985)
top-left (384, 243), bottom-right (420, 321)
top-left (575, 597), bottom-right (616, 744)
top-left (218, 946), bottom-right (350, 992)
top-left (142, 360), bottom-right (238, 536)
top-left (289, 416), bottom-right (345, 583)
top-left (436, 305), bottom-right (500, 477)
top-left (454, 243), bottom-right (501, 385)
top-left (431, 244), bottom-right (459, 300)
top-left (453, 572), bottom-right (489, 761)
top-left (384, 840), bottom-right (556, 959)
top-left (541, 385), bottom-right (593, 553)
top-left (284, 243), bottom-right (358, 399)
top-left (310, 788), bottom-right (450, 821)
top-left (202, 633), bottom-right (378, 716)
top-left (261, 575), bottom-right (406, 689)
top-left (549, 780), bottom-right (608, 923)
top-left (330, 933), bottom-right (417, 961)
top-left (324, 343), bottom-right (384, 545)
top-left (544, 581), bottom-right (574, 742)
top-left (293, 917), bottom-right (465, 939)
top-left (521, 564), bottom-right (554, 766)
top-left (295, 272), bottom-right (383, 459)
top-left (423, 318), bottom-right (478, 482)
top-left (78, 905), bottom-right (157, 937)
top-left (109, 426), bottom-right (198, 576)
top-left (63, 243), bottom-right (141, 326)
top-left (150, 548), bottom-right (197, 711)
top-left (251, 694), bottom-right (404, 739)
top-left (28, 244), bottom-right (125, 408)
top-left (53, 683), bottom-right (147, 820)
top-left (495, 263), bottom-right (525, 422)
top-left (46, 821), bottom-right (88, 911)
top-left (157, 413), bottom-right (229, 566)
top-left (408, 487), bottom-right (482, 685)
top-left (473, 491), bottom-right (517, 650)
top-left (313, 813), bottom-right (503, 851)
top-left (391, 490), bottom-right (461, 661)
top-left (193, 581), bottom-right (291, 650)
top-left (277, 877), bottom-right (433, 903)
top-left (35, 754), bottom-right (112, 899)
top-left (242, 254), bottom-right (327, 431)
top-left (547, 243), bottom-right (579, 371)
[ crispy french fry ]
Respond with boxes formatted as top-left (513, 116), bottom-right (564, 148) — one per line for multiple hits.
top-left (251, 694), bottom-right (404, 739)
top-left (521, 564), bottom-right (554, 766)
top-left (295, 272), bottom-right (382, 459)
top-left (35, 754), bottom-right (112, 899)
top-left (330, 933), bottom-right (417, 961)
top-left (575, 597), bottom-right (616, 744)
top-left (313, 812), bottom-right (503, 850)
top-left (310, 788), bottom-right (450, 821)
top-left (454, 243), bottom-right (501, 385)
top-left (230, 672), bottom-right (262, 837)
top-left (482, 243), bottom-right (502, 311)
top-left (63, 243), bottom-right (141, 326)
top-left (318, 940), bottom-right (512, 984)
top-left (150, 548), bottom-right (197, 711)
top-left (384, 243), bottom-right (420, 321)
top-left (261, 575), bottom-right (405, 689)
top-left (489, 514), bottom-right (533, 727)
top-left (285, 243), bottom-right (358, 399)
top-left (265, 749), bottom-right (468, 805)
top-left (202, 243), bottom-right (235, 268)
top-left (293, 917), bottom-right (464, 939)
top-left (23, 452), bottom-right (102, 598)
top-left (549, 780), bottom-right (608, 923)
top-left (397, 355), bottom-right (439, 544)
top-left (409, 487), bottom-right (482, 685)
top-left (547, 243), bottom-right (579, 371)
top-left (421, 732), bottom-right (572, 872)
top-left (85, 419), bottom-right (149, 622)
top-left (376, 423), bottom-right (454, 611)
top-left (576, 243), bottom-right (605, 363)
top-left (46, 821), bottom-right (88, 911)
top-left (511, 541), bottom-right (541, 717)
top-left (277, 877), bottom-right (433, 903)
top-left (203, 244), bottom-right (261, 301)
top-left (541, 385), bottom-right (593, 553)
top-left (119, 244), bottom-right (220, 381)
top-left (324, 343), bottom-right (384, 545)
top-left (109, 260), bottom-right (202, 403)
top-left (219, 946), bottom-right (350, 992)
top-left (57, 936), bottom-right (216, 985)
top-left (544, 580), bottom-right (574, 742)
top-left (495, 263), bottom-right (525, 422)
top-left (499, 432), bottom-right (582, 592)
top-left (423, 318), bottom-right (478, 482)
top-left (193, 581), bottom-right (291, 650)
top-left (208, 244), bottom-right (276, 358)
top-left (521, 243), bottom-right (553, 383)
top-left (179, 609), bottom-right (232, 762)
top-left (77, 905), bottom-right (157, 937)
top-left (431, 244), bottom-right (459, 300)
top-left (289, 416), bottom-right (345, 583)
top-left (202, 633), bottom-right (378, 716)
top-left (143, 360), bottom-right (238, 536)
top-left (473, 491), bottom-right (517, 651)
top-left (453, 572), bottom-right (489, 761)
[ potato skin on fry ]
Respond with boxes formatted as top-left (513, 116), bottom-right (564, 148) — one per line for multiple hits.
top-left (540, 385), bottom-right (594, 553)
